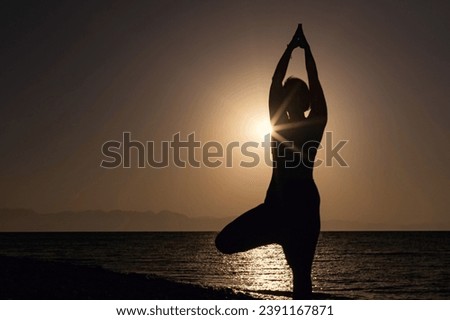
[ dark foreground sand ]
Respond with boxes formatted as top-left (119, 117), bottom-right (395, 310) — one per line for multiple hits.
top-left (0, 255), bottom-right (253, 299)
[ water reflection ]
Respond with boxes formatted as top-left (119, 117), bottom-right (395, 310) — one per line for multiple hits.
top-left (222, 244), bottom-right (292, 297)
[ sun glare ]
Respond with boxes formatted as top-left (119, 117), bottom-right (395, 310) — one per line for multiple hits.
top-left (248, 114), bottom-right (272, 141)
top-left (257, 118), bottom-right (273, 137)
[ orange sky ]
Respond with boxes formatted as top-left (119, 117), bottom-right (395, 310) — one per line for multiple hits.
top-left (1, 1), bottom-right (449, 230)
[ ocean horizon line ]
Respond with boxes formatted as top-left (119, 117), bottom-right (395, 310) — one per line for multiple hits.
top-left (1, 208), bottom-right (449, 232)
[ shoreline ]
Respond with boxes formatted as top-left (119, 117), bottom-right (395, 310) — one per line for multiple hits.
top-left (0, 255), bottom-right (253, 300)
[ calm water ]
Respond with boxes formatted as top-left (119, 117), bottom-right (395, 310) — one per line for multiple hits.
top-left (0, 232), bottom-right (449, 299)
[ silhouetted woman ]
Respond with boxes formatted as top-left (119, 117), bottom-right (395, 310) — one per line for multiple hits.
top-left (215, 25), bottom-right (327, 299)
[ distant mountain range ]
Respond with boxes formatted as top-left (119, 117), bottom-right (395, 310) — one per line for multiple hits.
top-left (0, 208), bottom-right (233, 232)
top-left (0, 208), bottom-right (447, 231)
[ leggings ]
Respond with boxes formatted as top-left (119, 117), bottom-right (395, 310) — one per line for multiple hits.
top-left (215, 179), bottom-right (320, 270)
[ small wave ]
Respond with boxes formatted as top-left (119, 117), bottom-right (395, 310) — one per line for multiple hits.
top-left (243, 289), bottom-right (351, 300)
top-left (245, 289), bottom-right (292, 298)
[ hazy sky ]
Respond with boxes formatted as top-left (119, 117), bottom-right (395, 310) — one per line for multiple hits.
top-left (1, 0), bottom-right (449, 229)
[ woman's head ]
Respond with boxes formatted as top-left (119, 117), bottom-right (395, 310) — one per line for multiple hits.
top-left (283, 77), bottom-right (310, 119)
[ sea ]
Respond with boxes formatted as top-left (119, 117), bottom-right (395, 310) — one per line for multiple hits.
top-left (0, 232), bottom-right (449, 299)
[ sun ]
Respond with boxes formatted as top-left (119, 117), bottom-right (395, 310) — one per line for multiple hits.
top-left (254, 117), bottom-right (273, 137)
top-left (247, 113), bottom-right (272, 141)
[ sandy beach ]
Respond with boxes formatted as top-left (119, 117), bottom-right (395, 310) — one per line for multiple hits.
top-left (0, 255), bottom-right (253, 300)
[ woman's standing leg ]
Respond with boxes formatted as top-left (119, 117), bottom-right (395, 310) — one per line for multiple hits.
top-left (283, 226), bottom-right (320, 299)
top-left (282, 181), bottom-right (321, 299)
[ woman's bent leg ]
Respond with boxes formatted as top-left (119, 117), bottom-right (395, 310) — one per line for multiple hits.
top-left (215, 204), bottom-right (278, 254)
